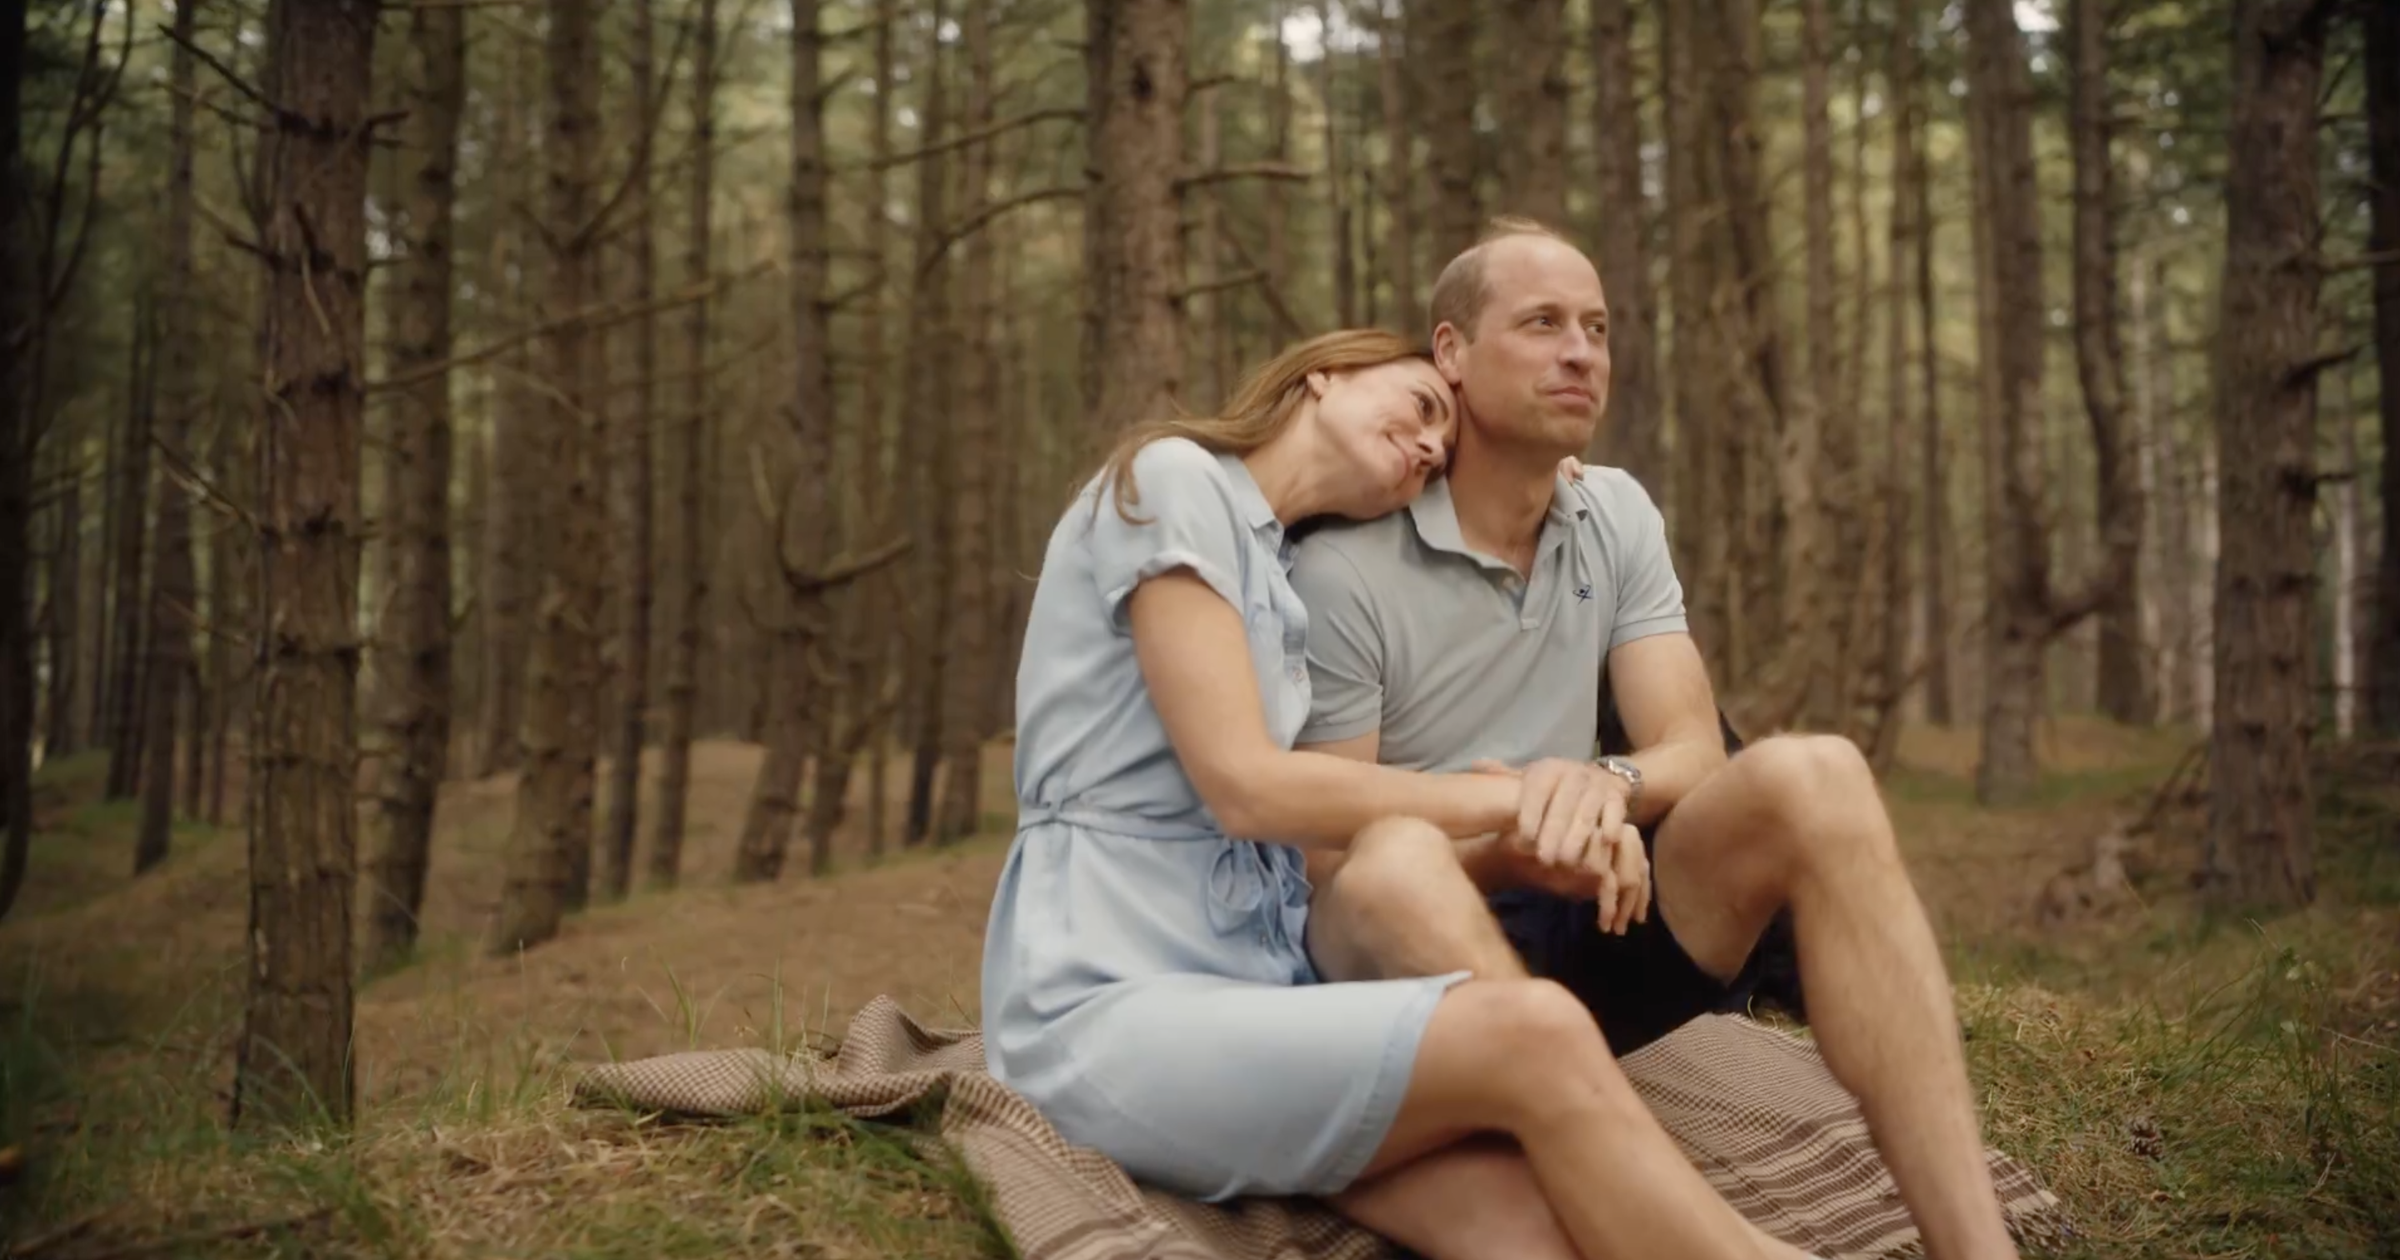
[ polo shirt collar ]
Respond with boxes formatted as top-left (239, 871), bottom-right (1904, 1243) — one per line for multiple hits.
top-left (1407, 473), bottom-right (1587, 570)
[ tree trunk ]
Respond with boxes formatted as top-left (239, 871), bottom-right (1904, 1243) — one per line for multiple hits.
top-left (1659, 0), bottom-right (1725, 674)
top-left (139, 0), bottom-right (204, 872)
top-left (474, 30), bottom-right (536, 779)
top-left (490, 0), bottom-right (604, 953)
top-left (1588, 0), bottom-right (1660, 497)
top-left (2071, 0), bottom-right (2151, 727)
top-left (363, 0), bottom-right (465, 973)
top-left (1776, 0), bottom-right (1838, 733)
top-left (1318, 0), bottom-right (1355, 328)
top-left (650, 0), bottom-right (717, 890)
top-left (44, 422), bottom-right (79, 758)
top-left (903, 0), bottom-right (955, 848)
top-left (232, 0), bottom-right (379, 1130)
top-left (935, 0), bottom-right (998, 849)
top-left (1912, 72), bottom-right (1951, 733)
top-left (2136, 252), bottom-right (2190, 725)
top-left (1868, 0), bottom-right (1925, 766)
top-left (0, 0), bottom-right (30, 923)
top-left (856, 0), bottom-right (895, 864)
top-left (1081, 0), bottom-right (1185, 438)
top-left (600, 0), bottom-right (658, 902)
top-left (104, 298), bottom-right (154, 802)
top-left (2367, 0), bottom-right (2400, 736)
top-left (1491, 0), bottom-right (1565, 227)
top-left (733, 0), bottom-right (835, 883)
top-left (1376, 2), bottom-right (1415, 328)
top-left (207, 353), bottom-right (247, 825)
top-left (1418, 0), bottom-right (1478, 264)
top-left (1963, 0), bottom-right (2048, 804)
top-left (2333, 360), bottom-right (2359, 738)
top-left (2205, 0), bottom-right (2330, 910)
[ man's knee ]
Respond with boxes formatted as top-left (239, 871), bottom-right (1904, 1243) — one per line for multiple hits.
top-left (1326, 816), bottom-right (1478, 918)
top-left (1735, 734), bottom-right (1902, 871)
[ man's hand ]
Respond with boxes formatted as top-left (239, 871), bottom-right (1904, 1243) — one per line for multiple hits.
top-left (1474, 758), bottom-right (1648, 934)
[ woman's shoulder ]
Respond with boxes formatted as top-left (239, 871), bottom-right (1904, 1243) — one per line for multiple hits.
top-left (1125, 435), bottom-right (1230, 485)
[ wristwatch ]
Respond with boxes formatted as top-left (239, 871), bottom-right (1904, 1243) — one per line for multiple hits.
top-left (1594, 755), bottom-right (1644, 814)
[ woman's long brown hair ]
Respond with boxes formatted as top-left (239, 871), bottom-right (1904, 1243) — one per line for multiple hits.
top-left (1089, 328), bottom-right (1430, 524)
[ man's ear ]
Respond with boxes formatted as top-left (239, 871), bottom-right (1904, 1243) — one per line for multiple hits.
top-left (1430, 322), bottom-right (1467, 385)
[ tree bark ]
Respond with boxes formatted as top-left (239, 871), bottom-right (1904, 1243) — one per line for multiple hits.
top-left (1588, 0), bottom-right (1660, 497)
top-left (2367, 0), bottom-right (2400, 736)
top-left (1081, 0), bottom-right (1185, 438)
top-left (1318, 0), bottom-right (1355, 328)
top-left (0, 0), bottom-right (29, 923)
top-left (903, 0), bottom-right (955, 848)
top-left (600, 0), bottom-right (659, 902)
top-left (43, 419), bottom-right (79, 758)
top-left (363, 0), bottom-right (465, 973)
top-left (2206, 0), bottom-right (2331, 910)
top-left (2136, 252), bottom-right (2190, 725)
top-left (733, 0), bottom-right (835, 883)
top-left (1912, 57), bottom-right (1950, 733)
top-left (650, 0), bottom-right (717, 889)
top-left (490, 0), bottom-right (605, 953)
top-left (1868, 0), bottom-right (1926, 765)
top-left (474, 29), bottom-right (536, 778)
top-left (1963, 0), bottom-right (2049, 804)
top-left (1492, 0), bottom-right (1566, 227)
top-left (859, 0), bottom-right (896, 864)
top-left (139, 72), bottom-right (194, 869)
top-left (934, 0), bottom-right (998, 849)
top-left (2333, 360), bottom-right (2359, 738)
top-left (1376, 2), bottom-right (1415, 327)
top-left (1659, 0), bottom-right (1725, 674)
top-left (233, 0), bottom-right (378, 1130)
top-left (2071, 0), bottom-right (2151, 727)
top-left (103, 296), bottom-right (153, 802)
top-left (1418, 0), bottom-right (1478, 264)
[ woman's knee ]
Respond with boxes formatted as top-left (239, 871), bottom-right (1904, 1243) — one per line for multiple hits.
top-left (1439, 980), bottom-right (1641, 1121)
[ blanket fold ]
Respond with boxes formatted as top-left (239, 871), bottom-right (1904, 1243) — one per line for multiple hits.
top-left (574, 996), bottom-right (2068, 1260)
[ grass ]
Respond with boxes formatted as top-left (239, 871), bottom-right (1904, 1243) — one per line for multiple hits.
top-left (1, 723), bottom-right (2395, 1256)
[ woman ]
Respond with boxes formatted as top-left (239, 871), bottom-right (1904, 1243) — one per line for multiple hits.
top-left (984, 331), bottom-right (1816, 1260)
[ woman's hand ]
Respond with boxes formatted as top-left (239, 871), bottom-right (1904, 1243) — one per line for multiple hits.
top-left (1474, 757), bottom-right (1648, 935)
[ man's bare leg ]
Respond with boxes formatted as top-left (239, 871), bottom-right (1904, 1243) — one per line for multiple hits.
top-left (1650, 736), bottom-right (2017, 1260)
top-left (1305, 821), bottom-right (1527, 983)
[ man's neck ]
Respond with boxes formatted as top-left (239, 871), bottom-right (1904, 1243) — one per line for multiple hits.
top-left (1446, 433), bottom-right (1562, 574)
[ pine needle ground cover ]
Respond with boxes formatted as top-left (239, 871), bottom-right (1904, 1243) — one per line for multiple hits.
top-left (2, 726), bottom-right (2394, 1258)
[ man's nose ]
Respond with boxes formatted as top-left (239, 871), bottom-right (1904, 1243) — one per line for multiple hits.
top-left (1559, 326), bottom-right (1597, 369)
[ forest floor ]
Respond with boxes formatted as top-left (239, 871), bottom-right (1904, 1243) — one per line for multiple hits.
top-left (1, 721), bottom-right (2396, 1258)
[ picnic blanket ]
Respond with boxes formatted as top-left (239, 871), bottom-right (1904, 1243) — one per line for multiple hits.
top-left (574, 995), bottom-right (2070, 1260)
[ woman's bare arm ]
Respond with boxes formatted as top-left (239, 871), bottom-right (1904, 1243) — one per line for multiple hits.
top-left (1127, 571), bottom-right (1522, 849)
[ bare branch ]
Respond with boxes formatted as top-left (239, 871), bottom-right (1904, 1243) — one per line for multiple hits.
top-left (1176, 161), bottom-right (1312, 191)
top-left (1173, 269), bottom-right (1264, 301)
top-left (780, 534), bottom-right (913, 596)
top-left (855, 106), bottom-right (1082, 171)
top-left (368, 258), bottom-right (777, 392)
top-left (920, 184), bottom-right (1084, 277)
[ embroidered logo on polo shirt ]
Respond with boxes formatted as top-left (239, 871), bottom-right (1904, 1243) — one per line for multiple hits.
top-left (1574, 584), bottom-right (1594, 602)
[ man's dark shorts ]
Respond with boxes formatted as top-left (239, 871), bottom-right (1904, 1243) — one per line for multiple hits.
top-left (1488, 825), bottom-right (1770, 1057)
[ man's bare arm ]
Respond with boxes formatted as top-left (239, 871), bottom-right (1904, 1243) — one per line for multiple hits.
top-left (1604, 631), bottom-right (1730, 824)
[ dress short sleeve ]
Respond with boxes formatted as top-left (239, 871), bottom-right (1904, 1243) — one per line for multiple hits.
top-left (1088, 438), bottom-right (1253, 629)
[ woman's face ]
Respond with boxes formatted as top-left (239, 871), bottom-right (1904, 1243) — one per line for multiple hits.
top-left (1306, 358), bottom-right (1457, 518)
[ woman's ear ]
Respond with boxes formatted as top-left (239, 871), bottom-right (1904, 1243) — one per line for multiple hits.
top-left (1304, 369), bottom-right (1330, 399)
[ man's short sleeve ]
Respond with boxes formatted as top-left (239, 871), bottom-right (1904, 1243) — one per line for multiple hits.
top-left (1288, 538), bottom-right (1384, 743)
top-left (1581, 468), bottom-right (1689, 651)
top-left (1087, 439), bottom-right (1249, 629)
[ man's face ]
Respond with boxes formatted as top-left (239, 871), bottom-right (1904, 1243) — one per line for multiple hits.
top-left (1435, 237), bottom-right (1612, 456)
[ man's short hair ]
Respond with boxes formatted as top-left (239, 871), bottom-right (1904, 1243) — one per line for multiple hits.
top-left (1427, 216), bottom-right (1573, 343)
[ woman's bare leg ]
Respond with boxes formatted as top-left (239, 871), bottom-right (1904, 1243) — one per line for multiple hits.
top-left (1334, 1136), bottom-right (1821, 1260)
top-left (1360, 979), bottom-right (1784, 1260)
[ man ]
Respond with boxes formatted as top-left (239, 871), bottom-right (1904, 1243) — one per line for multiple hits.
top-left (1289, 219), bottom-right (2022, 1260)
